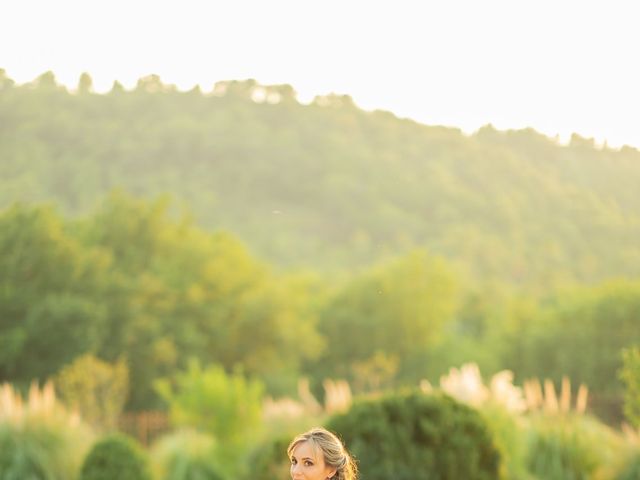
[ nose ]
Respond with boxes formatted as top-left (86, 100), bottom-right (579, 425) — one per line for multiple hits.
top-left (291, 463), bottom-right (302, 478)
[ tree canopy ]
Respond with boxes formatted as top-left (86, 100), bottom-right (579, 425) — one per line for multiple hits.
top-left (2, 71), bottom-right (640, 286)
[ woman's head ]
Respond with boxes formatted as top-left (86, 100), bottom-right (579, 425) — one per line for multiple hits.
top-left (287, 427), bottom-right (357, 480)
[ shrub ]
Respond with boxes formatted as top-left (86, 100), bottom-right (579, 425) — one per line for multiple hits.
top-left (243, 434), bottom-right (292, 480)
top-left (54, 354), bottom-right (129, 431)
top-left (80, 433), bottom-right (151, 480)
top-left (150, 428), bottom-right (224, 480)
top-left (155, 360), bottom-right (264, 474)
top-left (326, 390), bottom-right (502, 480)
top-left (0, 381), bottom-right (93, 480)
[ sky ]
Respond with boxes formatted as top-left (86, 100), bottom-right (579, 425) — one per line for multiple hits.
top-left (2, 0), bottom-right (639, 148)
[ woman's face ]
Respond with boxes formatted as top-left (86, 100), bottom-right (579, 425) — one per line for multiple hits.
top-left (290, 440), bottom-right (336, 480)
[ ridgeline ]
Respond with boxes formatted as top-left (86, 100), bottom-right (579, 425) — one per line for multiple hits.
top-left (2, 69), bottom-right (640, 285)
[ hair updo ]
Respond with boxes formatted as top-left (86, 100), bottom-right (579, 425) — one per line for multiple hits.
top-left (287, 427), bottom-right (358, 480)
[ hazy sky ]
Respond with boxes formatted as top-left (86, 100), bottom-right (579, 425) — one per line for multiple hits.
top-left (2, 0), bottom-right (638, 148)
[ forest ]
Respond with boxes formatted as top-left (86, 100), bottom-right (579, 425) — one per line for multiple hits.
top-left (2, 69), bottom-right (640, 285)
top-left (1, 69), bottom-right (640, 479)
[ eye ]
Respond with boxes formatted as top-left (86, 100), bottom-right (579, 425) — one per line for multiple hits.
top-left (304, 460), bottom-right (314, 467)
top-left (290, 458), bottom-right (297, 465)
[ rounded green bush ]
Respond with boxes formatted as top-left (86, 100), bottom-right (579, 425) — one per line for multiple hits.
top-left (326, 391), bottom-right (502, 480)
top-left (80, 434), bottom-right (151, 480)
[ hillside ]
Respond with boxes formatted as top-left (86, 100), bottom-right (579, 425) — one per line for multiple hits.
top-left (2, 69), bottom-right (640, 285)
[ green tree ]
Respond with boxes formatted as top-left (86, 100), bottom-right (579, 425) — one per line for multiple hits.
top-left (511, 280), bottom-right (640, 422)
top-left (33, 70), bottom-right (58, 89)
top-left (79, 192), bottom-right (323, 407)
top-left (4, 69), bottom-right (640, 285)
top-left (54, 354), bottom-right (129, 431)
top-left (315, 250), bottom-right (459, 389)
top-left (0, 68), bottom-right (14, 90)
top-left (77, 72), bottom-right (93, 94)
top-left (0, 204), bottom-right (110, 382)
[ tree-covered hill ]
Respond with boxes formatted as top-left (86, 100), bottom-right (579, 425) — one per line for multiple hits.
top-left (2, 69), bottom-right (640, 285)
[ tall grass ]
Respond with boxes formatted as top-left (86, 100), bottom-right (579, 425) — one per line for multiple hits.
top-left (0, 381), bottom-right (94, 480)
top-left (525, 413), bottom-right (623, 480)
top-left (480, 404), bottom-right (535, 480)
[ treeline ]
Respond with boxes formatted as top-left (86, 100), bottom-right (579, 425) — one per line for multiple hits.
top-left (1, 194), bottom-right (639, 422)
top-left (2, 69), bottom-right (640, 286)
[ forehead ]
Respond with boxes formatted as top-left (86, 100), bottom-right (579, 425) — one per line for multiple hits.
top-left (291, 440), bottom-right (321, 461)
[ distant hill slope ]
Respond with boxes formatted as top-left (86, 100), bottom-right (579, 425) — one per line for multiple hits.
top-left (2, 70), bottom-right (640, 285)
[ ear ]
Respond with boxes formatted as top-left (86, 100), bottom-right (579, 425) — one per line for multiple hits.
top-left (326, 468), bottom-right (337, 479)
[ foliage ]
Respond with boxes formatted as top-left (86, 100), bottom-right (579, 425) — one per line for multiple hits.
top-left (0, 381), bottom-right (93, 480)
top-left (243, 435), bottom-right (292, 480)
top-left (3, 72), bottom-right (640, 286)
top-left (616, 450), bottom-right (640, 480)
top-left (315, 250), bottom-right (459, 389)
top-left (54, 354), bottom-right (129, 431)
top-left (0, 204), bottom-right (110, 384)
top-left (506, 280), bottom-right (640, 422)
top-left (81, 192), bottom-right (322, 408)
top-left (326, 390), bottom-right (502, 480)
top-left (0, 194), bottom-right (323, 410)
top-left (155, 361), bottom-right (264, 474)
top-left (479, 404), bottom-right (534, 480)
top-left (524, 413), bottom-right (621, 480)
top-left (6, 73), bottom-right (640, 477)
top-left (424, 282), bottom-right (519, 381)
top-left (430, 363), bottom-right (531, 478)
top-left (150, 429), bottom-right (224, 480)
top-left (6, 71), bottom-right (640, 420)
top-left (80, 433), bottom-right (151, 480)
top-left (620, 347), bottom-right (640, 428)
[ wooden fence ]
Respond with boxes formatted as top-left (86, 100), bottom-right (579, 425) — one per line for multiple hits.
top-left (118, 411), bottom-right (170, 446)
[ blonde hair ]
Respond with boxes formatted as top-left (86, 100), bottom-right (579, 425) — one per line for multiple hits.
top-left (287, 427), bottom-right (358, 480)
